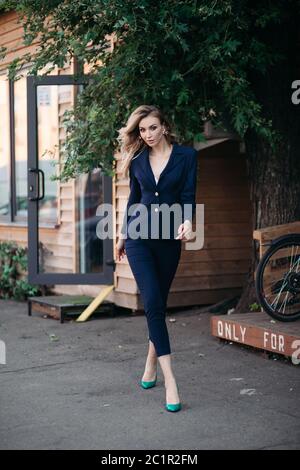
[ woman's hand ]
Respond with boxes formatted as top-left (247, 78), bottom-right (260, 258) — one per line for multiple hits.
top-left (176, 220), bottom-right (194, 241)
top-left (116, 237), bottom-right (126, 261)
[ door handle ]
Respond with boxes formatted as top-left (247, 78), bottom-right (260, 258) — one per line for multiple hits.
top-left (28, 168), bottom-right (45, 201)
top-left (106, 259), bottom-right (116, 271)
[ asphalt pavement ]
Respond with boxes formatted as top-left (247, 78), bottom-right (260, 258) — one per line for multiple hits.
top-left (0, 299), bottom-right (299, 450)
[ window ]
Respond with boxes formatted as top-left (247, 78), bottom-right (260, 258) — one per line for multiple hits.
top-left (14, 75), bottom-right (28, 219)
top-left (0, 72), bottom-right (29, 223)
top-left (0, 66), bottom-right (62, 224)
top-left (0, 75), bottom-right (10, 217)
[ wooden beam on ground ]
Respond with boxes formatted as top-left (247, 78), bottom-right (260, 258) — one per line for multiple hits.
top-left (76, 285), bottom-right (114, 322)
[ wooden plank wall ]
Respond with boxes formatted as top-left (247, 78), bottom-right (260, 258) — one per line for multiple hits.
top-left (0, 11), bottom-right (40, 71)
top-left (253, 221), bottom-right (300, 259)
top-left (114, 140), bottom-right (253, 309)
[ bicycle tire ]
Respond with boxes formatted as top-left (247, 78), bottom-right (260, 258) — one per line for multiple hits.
top-left (255, 233), bottom-right (300, 322)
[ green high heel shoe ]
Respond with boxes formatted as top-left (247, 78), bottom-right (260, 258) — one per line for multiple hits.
top-left (165, 402), bottom-right (182, 412)
top-left (139, 374), bottom-right (157, 389)
top-left (165, 382), bottom-right (182, 412)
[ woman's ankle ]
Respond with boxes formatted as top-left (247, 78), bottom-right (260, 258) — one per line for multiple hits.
top-left (146, 355), bottom-right (157, 368)
top-left (164, 375), bottom-right (177, 387)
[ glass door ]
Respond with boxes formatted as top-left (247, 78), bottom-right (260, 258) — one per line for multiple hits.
top-left (27, 75), bottom-right (114, 284)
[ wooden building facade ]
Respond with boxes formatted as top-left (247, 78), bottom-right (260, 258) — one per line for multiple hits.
top-left (0, 9), bottom-right (253, 311)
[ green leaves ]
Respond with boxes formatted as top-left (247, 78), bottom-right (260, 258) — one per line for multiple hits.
top-left (1, 0), bottom-right (297, 180)
top-left (223, 39), bottom-right (241, 55)
top-left (0, 45), bottom-right (6, 60)
top-left (0, 242), bottom-right (41, 300)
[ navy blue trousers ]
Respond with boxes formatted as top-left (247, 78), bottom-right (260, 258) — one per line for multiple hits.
top-left (124, 237), bottom-right (182, 357)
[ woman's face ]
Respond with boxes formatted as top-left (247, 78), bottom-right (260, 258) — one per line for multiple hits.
top-left (138, 115), bottom-right (166, 147)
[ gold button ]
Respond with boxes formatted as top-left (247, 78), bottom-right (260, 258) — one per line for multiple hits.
top-left (154, 208), bottom-right (158, 212)
top-left (155, 192), bottom-right (159, 196)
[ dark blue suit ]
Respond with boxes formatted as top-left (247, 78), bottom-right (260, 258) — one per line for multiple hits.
top-left (121, 142), bottom-right (198, 239)
top-left (121, 142), bottom-right (198, 357)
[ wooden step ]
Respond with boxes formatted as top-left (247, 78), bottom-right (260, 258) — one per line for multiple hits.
top-left (28, 294), bottom-right (114, 323)
top-left (211, 312), bottom-right (300, 362)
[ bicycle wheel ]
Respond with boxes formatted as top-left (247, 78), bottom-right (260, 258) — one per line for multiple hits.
top-left (255, 233), bottom-right (300, 321)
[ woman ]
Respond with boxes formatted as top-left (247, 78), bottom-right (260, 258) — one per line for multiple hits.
top-left (116, 105), bottom-right (198, 412)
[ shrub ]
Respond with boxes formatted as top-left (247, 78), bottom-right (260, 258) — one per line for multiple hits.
top-left (0, 241), bottom-right (41, 300)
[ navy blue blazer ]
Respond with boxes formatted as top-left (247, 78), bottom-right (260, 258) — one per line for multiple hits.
top-left (120, 142), bottom-right (198, 240)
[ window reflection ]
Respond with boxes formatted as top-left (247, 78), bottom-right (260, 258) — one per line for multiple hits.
top-left (76, 169), bottom-right (104, 273)
top-left (0, 76), bottom-right (10, 216)
top-left (14, 76), bottom-right (28, 218)
top-left (37, 84), bottom-right (60, 224)
top-left (37, 83), bottom-right (104, 274)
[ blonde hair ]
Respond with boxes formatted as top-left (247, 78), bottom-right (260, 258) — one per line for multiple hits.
top-left (116, 105), bottom-right (177, 178)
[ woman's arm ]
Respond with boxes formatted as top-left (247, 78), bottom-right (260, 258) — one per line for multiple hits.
top-left (180, 149), bottom-right (198, 224)
top-left (119, 164), bottom-right (142, 238)
top-left (176, 149), bottom-right (198, 241)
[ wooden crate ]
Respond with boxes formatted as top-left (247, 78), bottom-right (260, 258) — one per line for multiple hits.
top-left (253, 221), bottom-right (300, 258)
top-left (211, 312), bottom-right (300, 361)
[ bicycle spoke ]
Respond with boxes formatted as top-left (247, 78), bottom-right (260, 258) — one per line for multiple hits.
top-left (261, 242), bottom-right (300, 318)
top-left (278, 290), bottom-right (290, 313)
top-left (271, 280), bottom-right (288, 310)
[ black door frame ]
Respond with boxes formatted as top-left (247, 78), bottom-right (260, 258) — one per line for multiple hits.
top-left (27, 74), bottom-right (114, 285)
